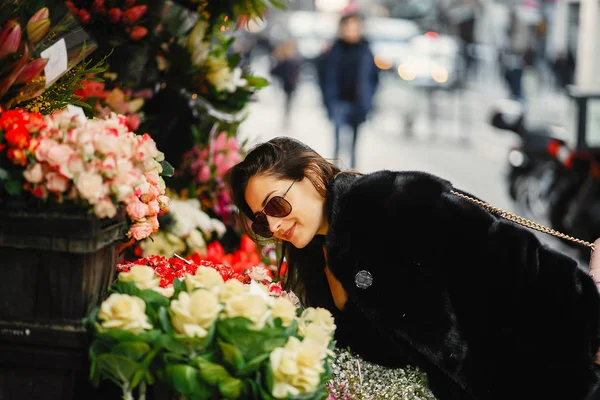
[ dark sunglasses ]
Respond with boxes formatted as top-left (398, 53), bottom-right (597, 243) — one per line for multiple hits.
top-left (251, 180), bottom-right (296, 238)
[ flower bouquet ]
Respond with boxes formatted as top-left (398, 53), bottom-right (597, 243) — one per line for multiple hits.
top-left (0, 106), bottom-right (171, 240)
top-left (86, 255), bottom-right (335, 399)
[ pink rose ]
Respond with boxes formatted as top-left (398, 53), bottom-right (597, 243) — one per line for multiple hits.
top-left (94, 198), bottom-right (118, 218)
top-left (216, 160), bottom-right (230, 177)
top-left (46, 144), bottom-right (74, 167)
top-left (198, 164), bottom-right (211, 183)
top-left (144, 171), bottom-right (159, 186)
top-left (101, 155), bottom-right (117, 174)
top-left (23, 163), bottom-right (44, 184)
top-left (213, 153), bottom-right (225, 169)
top-left (34, 138), bottom-right (55, 162)
top-left (75, 171), bottom-right (104, 204)
top-left (148, 215), bottom-right (159, 231)
top-left (147, 199), bottom-right (160, 216)
top-left (127, 199), bottom-right (149, 220)
top-left (46, 172), bottom-right (70, 193)
top-left (213, 132), bottom-right (228, 152)
top-left (127, 222), bottom-right (154, 241)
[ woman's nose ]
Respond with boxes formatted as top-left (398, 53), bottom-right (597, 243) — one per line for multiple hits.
top-left (266, 215), bottom-right (283, 233)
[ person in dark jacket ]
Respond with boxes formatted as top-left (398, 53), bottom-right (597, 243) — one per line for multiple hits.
top-left (321, 12), bottom-right (379, 169)
top-left (227, 136), bottom-right (600, 400)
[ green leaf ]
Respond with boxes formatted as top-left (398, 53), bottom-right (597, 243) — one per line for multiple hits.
top-left (4, 178), bottom-right (22, 196)
top-left (166, 364), bottom-right (216, 399)
top-left (245, 76), bottom-right (270, 89)
top-left (173, 278), bottom-right (185, 298)
top-left (194, 357), bottom-right (231, 386)
top-left (158, 307), bottom-right (173, 334)
top-left (111, 341), bottom-right (151, 362)
top-left (218, 339), bottom-right (245, 373)
top-left (219, 376), bottom-right (244, 399)
top-left (111, 280), bottom-right (143, 296)
top-left (157, 333), bottom-right (188, 355)
top-left (138, 289), bottom-right (170, 309)
top-left (160, 160), bottom-right (175, 177)
top-left (95, 354), bottom-right (139, 387)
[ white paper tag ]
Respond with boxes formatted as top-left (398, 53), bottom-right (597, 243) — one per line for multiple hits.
top-left (40, 38), bottom-right (68, 88)
top-left (66, 104), bottom-right (87, 123)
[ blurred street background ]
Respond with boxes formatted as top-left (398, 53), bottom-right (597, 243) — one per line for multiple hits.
top-left (232, 0), bottom-right (596, 265)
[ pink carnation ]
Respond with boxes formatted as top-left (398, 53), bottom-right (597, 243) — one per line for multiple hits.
top-left (127, 199), bottom-right (150, 220)
top-left (46, 172), bottom-right (70, 193)
top-left (127, 222), bottom-right (154, 240)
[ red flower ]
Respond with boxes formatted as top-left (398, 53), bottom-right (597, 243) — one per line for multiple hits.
top-left (0, 109), bottom-right (28, 131)
top-left (108, 8), bottom-right (122, 23)
top-left (78, 9), bottom-right (91, 24)
top-left (4, 126), bottom-right (30, 148)
top-left (239, 234), bottom-right (256, 253)
top-left (6, 147), bottom-right (27, 166)
top-left (121, 5), bottom-right (147, 25)
top-left (206, 241), bottom-right (226, 263)
top-left (129, 26), bottom-right (148, 41)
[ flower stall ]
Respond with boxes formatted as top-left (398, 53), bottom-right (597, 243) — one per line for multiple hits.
top-left (0, 0), bottom-right (439, 399)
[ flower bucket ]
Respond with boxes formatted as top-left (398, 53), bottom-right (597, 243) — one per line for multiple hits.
top-left (0, 207), bottom-right (126, 400)
top-left (0, 207), bottom-right (126, 325)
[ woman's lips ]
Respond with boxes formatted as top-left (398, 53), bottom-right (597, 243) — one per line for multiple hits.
top-left (283, 223), bottom-right (296, 240)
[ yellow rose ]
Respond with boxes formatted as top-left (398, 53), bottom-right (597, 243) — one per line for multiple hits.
top-left (153, 285), bottom-right (175, 298)
top-left (224, 293), bottom-right (270, 330)
top-left (170, 290), bottom-right (222, 338)
top-left (271, 297), bottom-right (297, 327)
top-left (269, 337), bottom-right (326, 399)
top-left (118, 265), bottom-right (159, 290)
top-left (185, 266), bottom-right (225, 293)
top-left (298, 307), bottom-right (336, 336)
top-left (218, 279), bottom-right (248, 303)
top-left (98, 293), bottom-right (153, 334)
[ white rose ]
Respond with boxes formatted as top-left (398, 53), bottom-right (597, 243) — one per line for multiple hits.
top-left (248, 266), bottom-right (272, 283)
top-left (98, 293), bottom-right (153, 334)
top-left (269, 337), bottom-right (326, 399)
top-left (224, 293), bottom-right (270, 330)
top-left (218, 279), bottom-right (248, 303)
top-left (211, 218), bottom-right (227, 238)
top-left (271, 297), bottom-right (297, 327)
top-left (170, 290), bottom-right (222, 338)
top-left (301, 323), bottom-right (332, 348)
top-left (153, 285), bottom-right (175, 298)
top-left (185, 266), bottom-right (224, 293)
top-left (298, 307), bottom-right (336, 336)
top-left (185, 229), bottom-right (207, 254)
top-left (118, 265), bottom-right (160, 290)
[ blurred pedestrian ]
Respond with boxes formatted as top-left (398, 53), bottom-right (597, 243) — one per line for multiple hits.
top-left (270, 39), bottom-right (302, 127)
top-left (500, 8), bottom-right (532, 103)
top-left (322, 10), bottom-right (379, 169)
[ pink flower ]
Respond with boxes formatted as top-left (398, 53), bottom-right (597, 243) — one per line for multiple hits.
top-left (147, 199), bottom-right (160, 216)
top-left (127, 199), bottom-right (149, 220)
top-left (127, 222), bottom-right (154, 241)
top-left (34, 138), bottom-right (55, 162)
top-left (46, 144), bottom-right (74, 167)
top-left (94, 198), bottom-right (117, 218)
top-left (75, 171), bottom-right (104, 204)
top-left (127, 113), bottom-right (141, 131)
top-left (144, 171), bottom-right (159, 186)
top-left (60, 155), bottom-right (85, 179)
top-left (227, 136), bottom-right (239, 151)
top-left (45, 172), bottom-right (70, 193)
top-left (148, 215), bottom-right (159, 231)
top-left (213, 132), bottom-right (228, 152)
top-left (198, 164), bottom-right (211, 183)
top-left (23, 163), bottom-right (44, 184)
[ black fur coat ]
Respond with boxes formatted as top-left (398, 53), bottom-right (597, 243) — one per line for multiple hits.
top-left (324, 170), bottom-right (600, 400)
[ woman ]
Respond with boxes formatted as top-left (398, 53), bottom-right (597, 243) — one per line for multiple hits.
top-left (226, 137), bottom-right (600, 400)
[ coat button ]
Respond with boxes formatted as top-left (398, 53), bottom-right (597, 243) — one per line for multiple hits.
top-left (355, 270), bottom-right (373, 289)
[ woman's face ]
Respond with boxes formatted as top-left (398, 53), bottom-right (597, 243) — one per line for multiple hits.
top-left (245, 173), bottom-right (328, 248)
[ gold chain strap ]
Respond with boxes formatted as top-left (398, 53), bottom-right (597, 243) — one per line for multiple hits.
top-left (450, 190), bottom-right (597, 252)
